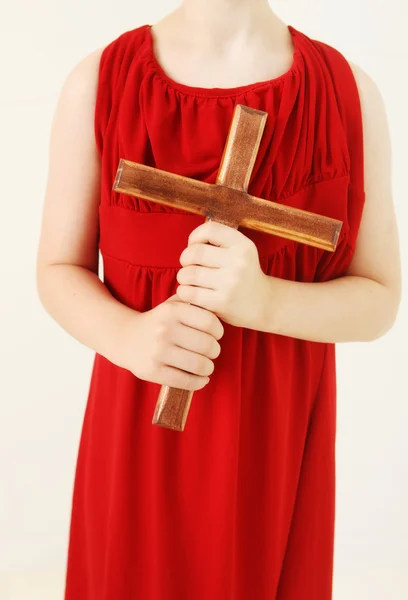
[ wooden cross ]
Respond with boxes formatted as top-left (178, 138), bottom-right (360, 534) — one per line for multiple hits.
top-left (113, 104), bottom-right (342, 432)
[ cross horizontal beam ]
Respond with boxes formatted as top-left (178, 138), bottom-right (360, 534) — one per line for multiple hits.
top-left (113, 160), bottom-right (342, 252)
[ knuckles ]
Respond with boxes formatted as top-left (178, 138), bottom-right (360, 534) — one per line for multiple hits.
top-left (177, 285), bottom-right (193, 303)
top-left (203, 311), bottom-right (222, 339)
top-left (177, 265), bottom-right (198, 286)
top-left (186, 353), bottom-right (213, 377)
top-left (180, 244), bottom-right (204, 267)
top-left (209, 340), bottom-right (221, 359)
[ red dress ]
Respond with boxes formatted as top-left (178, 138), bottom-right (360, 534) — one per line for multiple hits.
top-left (64, 24), bottom-right (365, 599)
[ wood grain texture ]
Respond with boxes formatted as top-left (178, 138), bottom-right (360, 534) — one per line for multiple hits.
top-left (152, 388), bottom-right (193, 432)
top-left (216, 105), bottom-right (267, 191)
top-left (114, 161), bottom-right (341, 251)
top-left (112, 104), bottom-right (343, 432)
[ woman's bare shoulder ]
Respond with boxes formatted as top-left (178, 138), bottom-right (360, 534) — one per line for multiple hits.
top-left (36, 46), bottom-right (107, 273)
top-left (59, 46), bottom-right (106, 105)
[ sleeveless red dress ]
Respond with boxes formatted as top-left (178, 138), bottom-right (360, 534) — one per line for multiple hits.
top-left (64, 24), bottom-right (365, 599)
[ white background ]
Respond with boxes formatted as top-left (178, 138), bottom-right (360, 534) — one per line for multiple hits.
top-left (0, 1), bottom-right (407, 598)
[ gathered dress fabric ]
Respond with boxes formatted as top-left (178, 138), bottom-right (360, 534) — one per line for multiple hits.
top-left (64, 23), bottom-right (365, 600)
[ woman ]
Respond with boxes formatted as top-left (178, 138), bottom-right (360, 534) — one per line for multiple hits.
top-left (36, 1), bottom-right (401, 598)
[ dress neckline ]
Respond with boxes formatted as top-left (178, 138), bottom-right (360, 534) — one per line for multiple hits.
top-left (144, 24), bottom-right (301, 98)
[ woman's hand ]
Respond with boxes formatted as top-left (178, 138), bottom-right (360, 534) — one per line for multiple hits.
top-left (176, 221), bottom-right (269, 329)
top-left (118, 294), bottom-right (224, 390)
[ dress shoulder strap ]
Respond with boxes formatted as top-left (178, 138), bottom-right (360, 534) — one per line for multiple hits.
top-left (312, 36), bottom-right (366, 254)
top-left (94, 26), bottom-right (147, 158)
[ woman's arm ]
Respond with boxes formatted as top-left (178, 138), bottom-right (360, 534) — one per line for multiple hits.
top-left (36, 50), bottom-right (222, 389)
top-left (36, 48), bottom-right (138, 368)
top-left (176, 62), bottom-right (401, 343)
top-left (257, 61), bottom-right (402, 343)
